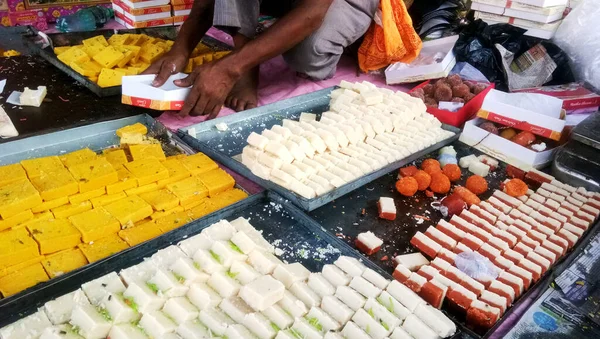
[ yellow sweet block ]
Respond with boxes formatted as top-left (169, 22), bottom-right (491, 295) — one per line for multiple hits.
top-left (129, 144), bottom-right (166, 161)
top-left (0, 179), bottom-right (43, 219)
top-left (119, 132), bottom-right (158, 145)
top-left (30, 168), bottom-right (79, 201)
top-left (103, 195), bottom-right (153, 226)
top-left (213, 51), bottom-right (231, 60)
top-left (97, 68), bottom-right (126, 88)
top-left (180, 153), bottom-right (218, 176)
top-left (166, 154), bottom-right (187, 161)
top-left (116, 122), bottom-right (148, 137)
top-left (0, 209), bottom-right (33, 232)
top-left (125, 183), bottom-right (158, 196)
top-left (69, 208), bottom-right (121, 243)
top-left (126, 67), bottom-right (142, 75)
top-left (139, 44), bottom-right (165, 64)
top-left (27, 218), bottom-right (82, 255)
top-left (0, 163), bottom-right (28, 186)
top-left (58, 47), bottom-right (90, 65)
top-left (71, 60), bottom-right (99, 76)
top-left (83, 44), bottom-right (105, 58)
top-left (206, 188), bottom-right (248, 213)
top-left (52, 201), bottom-right (92, 219)
top-left (88, 75), bottom-right (99, 83)
top-left (42, 248), bottom-right (88, 279)
top-left (0, 263), bottom-right (49, 297)
top-left (25, 211), bottom-right (54, 227)
top-left (31, 196), bottom-right (69, 213)
top-left (157, 158), bottom-right (191, 188)
top-left (124, 159), bottom-right (169, 186)
top-left (78, 234), bottom-right (129, 263)
top-left (122, 45), bottom-right (141, 63)
top-left (93, 45), bottom-right (125, 69)
top-left (115, 48), bottom-right (136, 68)
top-left (21, 156), bottom-right (64, 178)
top-left (0, 227), bottom-right (40, 269)
top-left (118, 220), bottom-right (163, 246)
top-left (184, 59), bottom-right (194, 73)
top-left (69, 187), bottom-right (106, 205)
top-left (155, 210), bottom-right (194, 233)
top-left (68, 158), bottom-right (118, 193)
top-left (59, 148), bottom-right (98, 168)
top-left (166, 176), bottom-right (209, 206)
top-left (114, 68), bottom-right (136, 75)
top-left (106, 167), bottom-right (138, 195)
top-left (125, 34), bottom-right (144, 46)
top-left (108, 34), bottom-right (129, 46)
top-left (201, 53), bottom-right (213, 63)
top-left (150, 205), bottom-right (184, 220)
top-left (192, 56), bottom-right (204, 67)
top-left (91, 192), bottom-right (127, 208)
top-left (140, 189), bottom-right (179, 211)
top-left (182, 197), bottom-right (207, 211)
top-left (0, 255), bottom-right (44, 279)
top-left (83, 35), bottom-right (109, 48)
top-left (189, 201), bottom-right (211, 219)
top-left (102, 149), bottom-right (128, 167)
top-left (54, 46), bottom-right (71, 55)
top-left (199, 168), bottom-right (235, 197)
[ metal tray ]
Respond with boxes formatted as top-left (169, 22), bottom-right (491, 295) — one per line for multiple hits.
top-left (179, 87), bottom-right (460, 211)
top-left (0, 114), bottom-right (255, 307)
top-left (552, 142), bottom-right (600, 191)
top-left (23, 27), bottom-right (231, 97)
top-left (571, 112), bottom-right (600, 150)
top-left (0, 191), bottom-right (462, 339)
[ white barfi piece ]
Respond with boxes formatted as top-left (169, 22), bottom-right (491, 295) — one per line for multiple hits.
top-left (313, 156), bottom-right (334, 169)
top-left (273, 263), bottom-right (311, 288)
top-left (258, 152), bottom-right (283, 169)
top-left (387, 280), bottom-right (424, 312)
top-left (250, 161), bottom-right (272, 180)
top-left (352, 308), bottom-right (388, 339)
top-left (307, 307), bottom-right (341, 332)
top-left (289, 135), bottom-right (316, 158)
top-left (329, 166), bottom-right (354, 182)
top-left (321, 295), bottom-right (354, 324)
top-left (469, 161), bottom-right (490, 177)
top-left (300, 112), bottom-right (318, 122)
top-left (192, 249), bottom-right (226, 274)
top-left (211, 240), bottom-right (247, 268)
top-left (339, 80), bottom-right (354, 89)
top-left (349, 276), bottom-right (381, 298)
top-left (107, 324), bottom-right (147, 339)
top-left (0, 310), bottom-right (52, 339)
top-left (414, 304), bottom-right (456, 337)
top-left (242, 146), bottom-right (263, 166)
top-left (163, 297), bottom-right (199, 325)
top-left (291, 318), bottom-right (324, 339)
top-left (335, 286), bottom-right (366, 311)
top-left (377, 291), bottom-right (410, 320)
top-left (151, 246), bottom-right (187, 269)
top-left (324, 332), bottom-right (344, 339)
top-left (219, 296), bottom-right (254, 323)
top-left (390, 327), bottom-right (413, 339)
top-left (40, 325), bottom-right (84, 339)
top-left (20, 86), bottom-right (47, 107)
top-left (275, 330), bottom-right (300, 339)
top-left (247, 132), bottom-right (270, 150)
top-left (178, 233), bottom-right (212, 256)
top-left (186, 283), bottom-right (222, 310)
top-left (308, 273), bottom-right (336, 298)
top-left (271, 125), bottom-right (292, 139)
top-left (44, 289), bottom-right (90, 325)
top-left (356, 231), bottom-right (383, 253)
top-left (243, 312), bottom-right (277, 339)
top-left (139, 310), bottom-right (177, 338)
top-left (280, 163), bottom-right (307, 181)
top-left (262, 129), bottom-right (284, 142)
top-left (230, 261), bottom-right (261, 285)
top-left (278, 290), bottom-right (309, 318)
top-left (262, 304), bottom-right (294, 329)
top-left (364, 297), bottom-right (401, 331)
top-left (265, 142), bottom-right (294, 164)
top-left (162, 332), bottom-right (182, 339)
top-left (176, 320), bottom-right (212, 339)
top-left (100, 293), bottom-right (139, 324)
top-left (70, 304), bottom-right (112, 339)
top-left (204, 220), bottom-right (237, 240)
top-left (199, 308), bottom-right (235, 336)
top-left (459, 155), bottom-right (479, 168)
top-left (281, 140), bottom-right (306, 162)
top-left (170, 257), bottom-right (209, 285)
top-left (291, 179), bottom-right (317, 198)
top-left (239, 275), bottom-right (285, 311)
top-left (394, 253), bottom-right (430, 271)
top-left (341, 321), bottom-right (370, 339)
top-left (224, 324), bottom-right (257, 339)
top-left (309, 174), bottom-right (335, 192)
top-left (303, 131), bottom-right (327, 154)
top-left (230, 231), bottom-right (258, 255)
top-left (305, 179), bottom-right (328, 196)
top-left (322, 264), bottom-right (351, 287)
top-left (271, 168), bottom-right (294, 187)
top-left (334, 256), bottom-right (367, 277)
top-left (403, 314), bottom-right (440, 339)
top-left (208, 271), bottom-right (241, 298)
top-left (148, 268), bottom-right (188, 297)
top-left (248, 250), bottom-right (283, 275)
top-left (81, 272), bottom-right (126, 306)
top-left (123, 280), bottom-right (166, 313)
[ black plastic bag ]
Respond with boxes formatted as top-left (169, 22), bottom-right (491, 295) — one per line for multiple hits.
top-left (453, 20), bottom-right (574, 91)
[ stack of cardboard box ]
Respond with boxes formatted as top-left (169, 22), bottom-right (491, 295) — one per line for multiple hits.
top-left (171, 0), bottom-right (192, 26)
top-left (113, 0), bottom-right (173, 29)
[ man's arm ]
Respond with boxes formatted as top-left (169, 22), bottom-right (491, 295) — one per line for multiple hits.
top-left (175, 0), bottom-right (335, 117)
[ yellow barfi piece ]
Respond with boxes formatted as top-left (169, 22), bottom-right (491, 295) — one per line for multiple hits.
top-left (140, 189), bottom-right (179, 211)
top-left (102, 149), bottom-right (128, 167)
top-left (0, 263), bottom-right (48, 297)
top-left (88, 75), bottom-right (99, 83)
top-left (31, 196), bottom-right (69, 213)
top-left (71, 60), bottom-right (99, 76)
top-left (108, 34), bottom-right (129, 46)
top-left (129, 144), bottom-right (166, 161)
top-left (42, 248), bottom-right (88, 279)
top-left (213, 51), bottom-right (231, 60)
top-left (54, 46), bottom-right (71, 55)
top-left (69, 187), bottom-right (105, 205)
top-left (157, 159), bottom-right (191, 188)
top-left (117, 123), bottom-right (148, 137)
top-left (156, 211), bottom-right (194, 233)
top-left (27, 218), bottom-right (81, 255)
top-left (103, 196), bottom-right (153, 226)
top-left (199, 168), bottom-right (235, 197)
top-left (189, 201), bottom-right (211, 219)
top-left (58, 47), bottom-right (90, 65)
top-left (103, 147), bottom-right (125, 154)
top-left (97, 68), bottom-right (126, 88)
top-left (93, 45), bottom-right (125, 69)
top-left (82, 43), bottom-right (105, 58)
top-left (21, 156), bottom-right (64, 178)
top-left (116, 47), bottom-right (136, 68)
top-left (0, 227), bottom-right (40, 269)
top-left (83, 35), bottom-right (109, 48)
top-left (106, 167), bottom-right (138, 195)
top-left (205, 188), bottom-right (248, 213)
top-left (78, 234), bottom-right (129, 263)
top-left (0, 209), bottom-right (33, 232)
top-left (24, 211), bottom-right (54, 227)
top-left (126, 67), bottom-right (142, 75)
top-left (59, 148), bottom-right (98, 168)
top-left (69, 208), bottom-right (120, 243)
top-left (166, 154), bottom-right (187, 161)
top-left (125, 34), bottom-right (144, 46)
top-left (68, 158), bottom-right (118, 193)
top-left (118, 220), bottom-right (162, 246)
top-left (184, 59), bottom-right (194, 73)
top-left (192, 56), bottom-right (204, 67)
top-left (91, 192), bottom-right (127, 208)
top-left (139, 44), bottom-right (165, 64)
top-left (0, 163), bottom-right (28, 186)
top-left (182, 197), bottom-right (207, 210)
top-left (52, 201), bottom-right (92, 219)
top-left (125, 183), bottom-right (158, 196)
top-left (30, 168), bottom-right (79, 201)
top-left (180, 153), bottom-right (218, 176)
top-left (0, 255), bottom-right (44, 279)
top-left (166, 176), bottom-right (209, 206)
top-left (0, 179), bottom-right (43, 219)
top-left (115, 68), bottom-right (137, 75)
top-left (150, 205), bottom-right (184, 220)
top-left (124, 159), bottom-right (169, 186)
top-left (119, 132), bottom-right (158, 145)
top-left (121, 45), bottom-right (141, 63)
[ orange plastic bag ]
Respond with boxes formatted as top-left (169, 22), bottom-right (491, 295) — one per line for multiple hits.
top-left (358, 0), bottom-right (422, 72)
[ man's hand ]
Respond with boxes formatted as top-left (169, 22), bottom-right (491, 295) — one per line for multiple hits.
top-left (142, 50), bottom-right (189, 87)
top-left (174, 59), bottom-right (241, 119)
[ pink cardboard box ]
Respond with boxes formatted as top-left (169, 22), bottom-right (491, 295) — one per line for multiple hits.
top-left (9, 9), bottom-right (47, 30)
top-left (7, 0), bottom-right (110, 23)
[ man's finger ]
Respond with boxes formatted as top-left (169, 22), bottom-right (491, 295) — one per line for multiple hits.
top-left (179, 87), bottom-right (200, 117)
top-left (207, 104), bottom-right (221, 120)
top-left (192, 95), bottom-right (210, 117)
top-left (141, 60), bottom-right (162, 75)
top-left (174, 71), bottom-right (197, 88)
top-left (152, 62), bottom-right (177, 87)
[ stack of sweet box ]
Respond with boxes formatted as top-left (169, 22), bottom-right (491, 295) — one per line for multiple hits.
top-left (171, 0), bottom-right (192, 26)
top-left (111, 0), bottom-right (191, 28)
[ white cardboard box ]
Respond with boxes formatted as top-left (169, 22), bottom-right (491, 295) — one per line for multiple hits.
top-left (121, 0), bottom-right (170, 9)
top-left (474, 11), bottom-right (561, 40)
top-left (512, 0), bottom-right (568, 7)
top-left (122, 73), bottom-right (191, 110)
top-left (504, 3), bottom-right (566, 23)
top-left (471, 2), bottom-right (505, 15)
top-left (385, 35), bottom-right (458, 85)
top-left (459, 118), bottom-right (556, 169)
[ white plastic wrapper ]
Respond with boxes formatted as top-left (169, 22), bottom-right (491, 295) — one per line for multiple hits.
top-left (455, 252), bottom-right (498, 282)
top-left (553, 0), bottom-right (600, 90)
